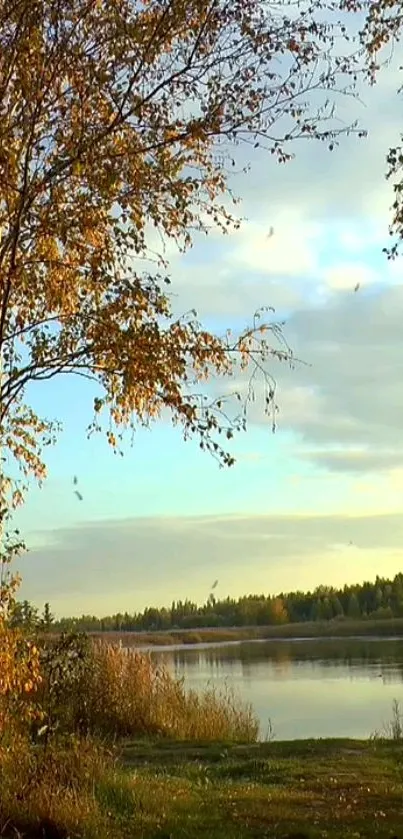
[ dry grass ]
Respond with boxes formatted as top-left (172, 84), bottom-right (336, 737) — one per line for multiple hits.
top-left (75, 642), bottom-right (258, 743)
top-left (2, 736), bottom-right (403, 838)
top-left (0, 639), bottom-right (257, 838)
top-left (90, 616), bottom-right (403, 648)
top-left (90, 628), bottom-right (257, 647)
top-left (0, 734), bottom-right (118, 839)
top-left (7, 633), bottom-right (403, 838)
top-left (372, 699), bottom-right (403, 742)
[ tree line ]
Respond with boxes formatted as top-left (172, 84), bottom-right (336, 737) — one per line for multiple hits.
top-left (12, 572), bottom-right (403, 633)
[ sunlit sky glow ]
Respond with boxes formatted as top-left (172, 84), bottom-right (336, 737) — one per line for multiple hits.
top-left (15, 49), bottom-right (403, 617)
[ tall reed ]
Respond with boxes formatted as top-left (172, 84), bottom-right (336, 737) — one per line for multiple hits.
top-left (73, 641), bottom-right (258, 743)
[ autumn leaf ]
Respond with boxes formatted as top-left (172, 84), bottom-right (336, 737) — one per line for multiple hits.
top-left (0, 0), bottom-right (363, 491)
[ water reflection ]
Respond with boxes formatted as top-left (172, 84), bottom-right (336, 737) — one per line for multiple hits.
top-left (147, 637), bottom-right (403, 739)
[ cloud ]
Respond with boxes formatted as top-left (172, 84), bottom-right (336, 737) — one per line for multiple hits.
top-left (268, 283), bottom-right (403, 471)
top-left (18, 511), bottom-right (403, 616)
top-left (156, 57), bottom-right (402, 330)
top-left (202, 276), bottom-right (403, 475)
top-left (169, 259), bottom-right (305, 321)
top-left (233, 55), bottom-right (401, 228)
top-left (322, 262), bottom-right (378, 292)
top-left (297, 449), bottom-right (401, 474)
top-left (131, 51), bottom-right (401, 319)
top-left (225, 214), bottom-right (321, 278)
top-left (143, 53), bottom-right (403, 480)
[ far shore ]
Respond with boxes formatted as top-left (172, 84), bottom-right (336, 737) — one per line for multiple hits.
top-left (87, 615), bottom-right (403, 647)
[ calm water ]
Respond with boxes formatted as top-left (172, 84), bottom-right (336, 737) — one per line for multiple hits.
top-left (148, 636), bottom-right (403, 740)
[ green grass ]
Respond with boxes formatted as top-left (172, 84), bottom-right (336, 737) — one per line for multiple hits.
top-left (3, 736), bottom-right (403, 837)
top-left (5, 632), bottom-right (403, 837)
top-left (110, 738), bottom-right (403, 838)
top-left (91, 616), bottom-right (403, 647)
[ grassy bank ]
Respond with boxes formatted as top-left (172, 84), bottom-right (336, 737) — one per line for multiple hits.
top-left (0, 637), bottom-right (258, 837)
top-left (90, 615), bottom-right (403, 647)
top-left (117, 737), bottom-right (403, 838)
top-left (4, 737), bottom-right (403, 837)
top-left (3, 636), bottom-right (403, 838)
top-left (34, 637), bottom-right (258, 742)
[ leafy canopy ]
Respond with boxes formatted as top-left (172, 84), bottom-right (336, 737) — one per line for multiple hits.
top-left (340, 0), bottom-right (403, 256)
top-left (0, 0), bottom-right (362, 485)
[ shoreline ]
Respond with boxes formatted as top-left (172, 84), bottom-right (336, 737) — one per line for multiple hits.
top-left (88, 615), bottom-right (403, 647)
top-left (118, 736), bottom-right (403, 837)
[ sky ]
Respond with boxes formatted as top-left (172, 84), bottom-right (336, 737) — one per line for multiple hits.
top-left (14, 37), bottom-right (403, 617)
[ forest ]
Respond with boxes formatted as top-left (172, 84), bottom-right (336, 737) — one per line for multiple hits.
top-left (13, 572), bottom-right (403, 633)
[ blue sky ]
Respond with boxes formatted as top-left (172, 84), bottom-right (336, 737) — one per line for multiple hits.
top-left (15, 47), bottom-right (403, 617)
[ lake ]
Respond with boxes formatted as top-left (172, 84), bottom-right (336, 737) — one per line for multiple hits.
top-left (149, 636), bottom-right (403, 740)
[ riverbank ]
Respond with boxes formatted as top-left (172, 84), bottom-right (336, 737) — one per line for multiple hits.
top-left (4, 737), bottom-right (402, 837)
top-left (90, 615), bottom-right (403, 647)
top-left (116, 737), bottom-right (403, 837)
top-left (3, 631), bottom-right (403, 837)
top-left (8, 740), bottom-right (403, 839)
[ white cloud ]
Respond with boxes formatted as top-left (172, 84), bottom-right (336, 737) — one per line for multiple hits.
top-left (226, 213), bottom-right (321, 277)
top-left (205, 276), bottom-right (403, 476)
top-left (298, 449), bottom-right (401, 474)
top-left (18, 511), bottom-right (403, 615)
top-left (77, 47), bottom-right (403, 486)
top-left (322, 261), bottom-right (378, 291)
top-left (272, 284), bottom-right (403, 471)
top-left (168, 243), bottom-right (307, 321)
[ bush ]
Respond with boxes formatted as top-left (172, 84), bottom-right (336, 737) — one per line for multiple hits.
top-left (38, 636), bottom-right (258, 743)
top-left (80, 641), bottom-right (258, 742)
top-left (0, 632), bottom-right (258, 839)
top-left (0, 620), bottom-right (42, 741)
top-left (34, 632), bottom-right (90, 739)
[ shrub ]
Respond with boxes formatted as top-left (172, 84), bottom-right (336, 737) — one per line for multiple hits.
top-left (81, 641), bottom-right (258, 742)
top-left (38, 637), bottom-right (258, 743)
top-left (34, 632), bottom-right (91, 739)
top-left (0, 619), bottom-right (42, 741)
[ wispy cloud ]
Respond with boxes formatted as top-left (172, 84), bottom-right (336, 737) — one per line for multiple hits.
top-left (19, 511), bottom-right (403, 616)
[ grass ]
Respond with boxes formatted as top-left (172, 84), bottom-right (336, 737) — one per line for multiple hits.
top-left (112, 737), bottom-right (403, 837)
top-left (90, 616), bottom-right (403, 647)
top-left (90, 628), bottom-right (255, 646)
top-left (6, 736), bottom-right (403, 838)
top-left (372, 699), bottom-right (403, 742)
top-left (3, 637), bottom-right (403, 838)
top-left (0, 734), bottom-right (114, 839)
top-left (0, 638), bottom-right (258, 836)
top-left (69, 641), bottom-right (258, 742)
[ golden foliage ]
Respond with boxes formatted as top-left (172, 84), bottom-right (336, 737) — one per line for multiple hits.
top-left (50, 639), bottom-right (258, 743)
top-left (0, 619), bottom-right (42, 737)
top-left (0, 0), bottom-right (360, 472)
top-left (271, 597), bottom-right (288, 625)
top-left (0, 496), bottom-right (42, 741)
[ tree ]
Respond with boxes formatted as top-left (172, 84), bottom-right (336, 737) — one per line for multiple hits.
top-left (319, 597), bottom-right (332, 621)
top-left (347, 592), bottom-right (360, 620)
top-left (41, 602), bottom-right (54, 633)
top-left (270, 597), bottom-right (288, 625)
top-left (21, 600), bottom-right (39, 631)
top-left (339, 0), bottom-right (403, 257)
top-left (330, 594), bottom-right (344, 619)
top-left (0, 528), bottom-right (41, 738)
top-left (0, 0), bottom-right (362, 494)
